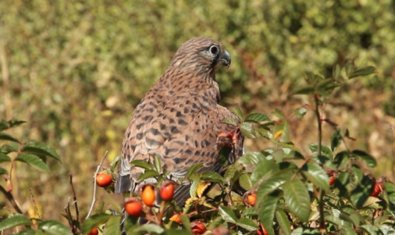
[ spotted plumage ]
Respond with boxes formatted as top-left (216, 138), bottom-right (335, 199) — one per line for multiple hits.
top-left (115, 37), bottom-right (243, 202)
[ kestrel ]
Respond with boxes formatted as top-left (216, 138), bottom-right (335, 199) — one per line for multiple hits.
top-left (115, 37), bottom-right (243, 203)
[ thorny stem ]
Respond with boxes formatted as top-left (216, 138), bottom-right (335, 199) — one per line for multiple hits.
top-left (314, 94), bottom-right (326, 233)
top-left (69, 175), bottom-right (80, 224)
top-left (86, 151), bottom-right (108, 219)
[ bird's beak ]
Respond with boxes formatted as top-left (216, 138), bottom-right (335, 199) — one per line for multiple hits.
top-left (220, 50), bottom-right (231, 67)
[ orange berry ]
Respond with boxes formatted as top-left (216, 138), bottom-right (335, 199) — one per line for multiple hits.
top-left (160, 182), bottom-right (176, 201)
top-left (88, 227), bottom-right (98, 235)
top-left (124, 198), bottom-right (143, 217)
top-left (96, 172), bottom-right (112, 187)
top-left (169, 213), bottom-right (183, 224)
top-left (141, 184), bottom-right (156, 207)
top-left (244, 192), bottom-right (257, 207)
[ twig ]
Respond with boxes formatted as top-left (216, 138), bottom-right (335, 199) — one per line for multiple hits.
top-left (69, 175), bottom-right (80, 224)
top-left (85, 151), bottom-right (109, 220)
top-left (314, 94), bottom-right (326, 234)
top-left (0, 185), bottom-right (23, 214)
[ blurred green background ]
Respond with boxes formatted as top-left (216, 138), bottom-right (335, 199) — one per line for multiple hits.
top-left (0, 0), bottom-right (394, 220)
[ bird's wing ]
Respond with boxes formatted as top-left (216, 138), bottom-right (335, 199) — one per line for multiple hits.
top-left (115, 91), bottom-right (240, 194)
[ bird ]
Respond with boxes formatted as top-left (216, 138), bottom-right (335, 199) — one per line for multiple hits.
top-left (115, 37), bottom-right (244, 204)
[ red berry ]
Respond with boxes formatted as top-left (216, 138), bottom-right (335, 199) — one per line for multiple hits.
top-left (124, 198), bottom-right (143, 217)
top-left (257, 224), bottom-right (269, 235)
top-left (191, 221), bottom-right (206, 235)
top-left (371, 178), bottom-right (384, 197)
top-left (88, 227), bottom-right (98, 235)
top-left (160, 182), bottom-right (176, 201)
top-left (327, 170), bottom-right (336, 186)
top-left (141, 184), bottom-right (156, 207)
top-left (96, 172), bottom-right (112, 187)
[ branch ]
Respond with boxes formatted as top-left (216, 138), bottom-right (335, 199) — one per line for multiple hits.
top-left (0, 184), bottom-right (23, 214)
top-left (85, 151), bottom-right (108, 220)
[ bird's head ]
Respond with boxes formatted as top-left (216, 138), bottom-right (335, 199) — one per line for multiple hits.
top-left (170, 37), bottom-right (231, 74)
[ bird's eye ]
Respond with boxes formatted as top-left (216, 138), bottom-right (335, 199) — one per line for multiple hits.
top-left (209, 45), bottom-right (219, 56)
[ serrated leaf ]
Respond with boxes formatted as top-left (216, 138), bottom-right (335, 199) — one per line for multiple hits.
top-left (137, 169), bottom-right (160, 181)
top-left (302, 163), bottom-right (330, 191)
top-left (236, 217), bottom-right (258, 231)
top-left (39, 220), bottom-right (71, 235)
top-left (0, 214), bottom-right (31, 231)
top-left (244, 113), bottom-right (270, 123)
top-left (239, 173), bottom-right (253, 190)
top-left (129, 160), bottom-right (154, 170)
top-left (276, 210), bottom-right (291, 235)
top-left (22, 142), bottom-right (60, 161)
top-left (103, 215), bottom-right (121, 235)
top-left (16, 153), bottom-right (49, 172)
top-left (0, 132), bottom-right (20, 143)
top-left (186, 163), bottom-right (203, 178)
top-left (81, 214), bottom-right (111, 234)
top-left (0, 143), bottom-right (19, 154)
top-left (238, 151), bottom-right (265, 168)
top-left (283, 179), bottom-right (310, 222)
top-left (348, 66), bottom-right (375, 79)
top-left (240, 122), bottom-right (255, 138)
top-left (331, 129), bottom-right (342, 151)
top-left (0, 119), bottom-right (25, 131)
top-left (250, 158), bottom-right (278, 184)
top-left (218, 206), bottom-right (237, 224)
top-left (293, 85), bottom-right (315, 95)
top-left (134, 224), bottom-right (164, 234)
top-left (350, 175), bottom-right (373, 208)
top-left (0, 152), bottom-right (11, 162)
top-left (351, 150), bottom-right (376, 167)
top-left (257, 169), bottom-right (293, 197)
top-left (201, 171), bottom-right (224, 183)
top-left (257, 191), bottom-right (279, 235)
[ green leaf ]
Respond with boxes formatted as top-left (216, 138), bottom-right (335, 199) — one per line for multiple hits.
top-left (350, 175), bottom-right (374, 208)
top-left (276, 209), bottom-right (291, 235)
top-left (0, 167), bottom-right (7, 175)
top-left (0, 132), bottom-right (20, 143)
top-left (0, 214), bottom-right (31, 231)
top-left (351, 150), bottom-right (376, 167)
top-left (250, 158), bottom-right (277, 184)
top-left (348, 66), bottom-right (375, 79)
top-left (39, 220), bottom-right (71, 235)
top-left (201, 171), bottom-right (224, 183)
top-left (257, 191), bottom-right (280, 235)
top-left (244, 113), bottom-right (270, 123)
top-left (22, 142), bottom-right (60, 161)
top-left (331, 129), bottom-right (342, 151)
top-left (134, 224), bottom-right (164, 234)
top-left (240, 122), bottom-right (255, 138)
top-left (0, 119), bottom-right (25, 132)
top-left (218, 206), bottom-right (237, 224)
top-left (16, 153), bottom-right (49, 172)
top-left (293, 85), bottom-right (315, 95)
top-left (238, 151), bottom-right (266, 168)
top-left (129, 160), bottom-right (154, 170)
top-left (282, 179), bottom-right (310, 222)
top-left (0, 152), bottom-right (11, 162)
top-left (257, 169), bottom-right (293, 197)
top-left (236, 217), bottom-right (258, 231)
top-left (81, 213), bottom-right (111, 234)
top-left (186, 163), bottom-right (203, 178)
top-left (137, 169), bottom-right (160, 181)
top-left (302, 163), bottom-right (330, 192)
top-left (14, 228), bottom-right (36, 235)
top-left (0, 143), bottom-right (19, 154)
top-left (239, 173), bottom-right (253, 190)
top-left (103, 215), bottom-right (121, 235)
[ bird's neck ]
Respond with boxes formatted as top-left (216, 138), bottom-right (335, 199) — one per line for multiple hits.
top-left (158, 66), bottom-right (220, 102)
